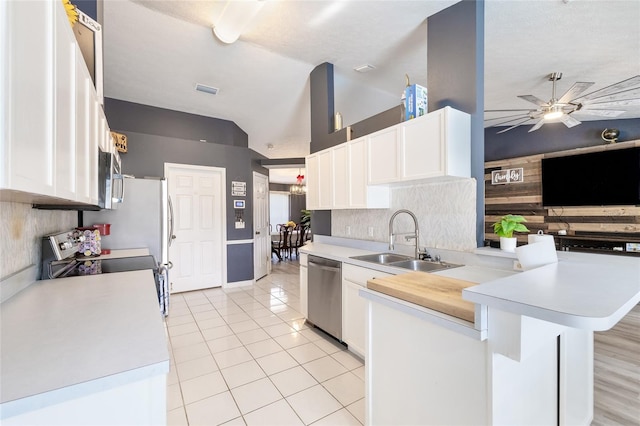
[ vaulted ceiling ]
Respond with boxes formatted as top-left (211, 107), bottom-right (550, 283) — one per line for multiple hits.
top-left (102, 0), bottom-right (640, 183)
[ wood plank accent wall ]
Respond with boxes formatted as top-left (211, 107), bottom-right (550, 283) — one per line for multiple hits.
top-left (484, 139), bottom-right (640, 244)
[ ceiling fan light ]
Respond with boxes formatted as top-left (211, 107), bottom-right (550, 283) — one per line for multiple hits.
top-left (544, 109), bottom-right (563, 120)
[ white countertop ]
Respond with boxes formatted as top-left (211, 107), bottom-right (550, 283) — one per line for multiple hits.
top-left (463, 255), bottom-right (640, 331)
top-left (0, 269), bottom-right (169, 418)
top-left (302, 241), bottom-right (640, 332)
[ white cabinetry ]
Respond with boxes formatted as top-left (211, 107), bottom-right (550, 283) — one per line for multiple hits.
top-left (305, 149), bottom-right (334, 210)
top-left (306, 138), bottom-right (389, 211)
top-left (1, 0), bottom-right (102, 206)
top-left (367, 126), bottom-right (400, 185)
top-left (299, 254), bottom-right (308, 318)
top-left (317, 149), bottom-right (333, 209)
top-left (54, 2), bottom-right (77, 201)
top-left (342, 264), bottom-right (391, 358)
top-left (1, 0), bottom-right (56, 197)
top-left (368, 106), bottom-right (470, 184)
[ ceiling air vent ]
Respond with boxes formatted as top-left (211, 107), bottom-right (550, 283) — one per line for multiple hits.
top-left (195, 83), bottom-right (219, 95)
top-left (354, 64), bottom-right (376, 73)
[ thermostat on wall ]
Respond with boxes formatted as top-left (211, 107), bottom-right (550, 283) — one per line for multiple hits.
top-left (234, 200), bottom-right (245, 209)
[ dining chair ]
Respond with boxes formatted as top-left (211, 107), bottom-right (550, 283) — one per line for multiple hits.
top-left (272, 224), bottom-right (292, 260)
top-left (290, 224), bottom-right (308, 258)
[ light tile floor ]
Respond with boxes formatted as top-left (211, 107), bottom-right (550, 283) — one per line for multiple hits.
top-left (166, 259), bottom-right (365, 426)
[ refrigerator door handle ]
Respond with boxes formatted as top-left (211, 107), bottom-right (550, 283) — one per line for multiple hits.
top-left (168, 195), bottom-right (175, 247)
top-left (113, 174), bottom-right (125, 204)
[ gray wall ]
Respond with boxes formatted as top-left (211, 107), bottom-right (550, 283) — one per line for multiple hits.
top-left (427, 0), bottom-right (485, 247)
top-left (104, 99), bottom-right (268, 283)
top-left (485, 117), bottom-right (640, 161)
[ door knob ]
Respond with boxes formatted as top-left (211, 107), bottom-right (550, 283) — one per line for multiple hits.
top-left (171, 235), bottom-right (177, 240)
top-left (256, 231), bottom-right (260, 235)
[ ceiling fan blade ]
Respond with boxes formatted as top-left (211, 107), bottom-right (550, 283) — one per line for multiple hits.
top-left (585, 98), bottom-right (640, 108)
top-left (490, 114), bottom-right (534, 128)
top-left (484, 109), bottom-right (534, 112)
top-left (527, 118), bottom-right (546, 133)
top-left (581, 87), bottom-right (640, 105)
top-left (518, 95), bottom-right (548, 107)
top-left (574, 109), bottom-right (626, 118)
top-left (573, 75), bottom-right (640, 103)
top-left (484, 113), bottom-right (533, 123)
top-left (557, 82), bottom-right (594, 104)
top-left (495, 117), bottom-right (535, 134)
top-left (560, 114), bottom-right (581, 128)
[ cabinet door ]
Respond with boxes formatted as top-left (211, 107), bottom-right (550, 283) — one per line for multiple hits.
top-left (1, 0), bottom-right (56, 195)
top-left (75, 55), bottom-right (98, 204)
top-left (401, 111), bottom-right (444, 180)
top-left (348, 138), bottom-right (367, 208)
top-left (367, 127), bottom-right (400, 184)
top-left (54, 4), bottom-right (77, 200)
top-left (332, 144), bottom-right (349, 209)
top-left (317, 149), bottom-right (333, 209)
top-left (305, 154), bottom-right (319, 210)
top-left (342, 279), bottom-right (367, 358)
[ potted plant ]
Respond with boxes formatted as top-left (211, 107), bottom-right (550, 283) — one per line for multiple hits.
top-left (493, 214), bottom-right (530, 252)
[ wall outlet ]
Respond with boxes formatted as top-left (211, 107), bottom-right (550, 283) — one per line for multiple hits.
top-left (513, 260), bottom-right (523, 271)
top-left (346, 225), bottom-right (351, 236)
top-left (368, 226), bottom-right (374, 237)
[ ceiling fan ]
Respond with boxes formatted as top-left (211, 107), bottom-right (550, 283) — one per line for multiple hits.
top-left (485, 72), bottom-right (640, 134)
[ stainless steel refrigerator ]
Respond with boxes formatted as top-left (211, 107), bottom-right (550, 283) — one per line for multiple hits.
top-left (84, 176), bottom-right (174, 315)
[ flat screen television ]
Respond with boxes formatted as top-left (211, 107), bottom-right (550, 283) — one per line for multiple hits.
top-left (541, 146), bottom-right (640, 207)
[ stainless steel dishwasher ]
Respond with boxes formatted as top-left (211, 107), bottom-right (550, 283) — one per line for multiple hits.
top-left (307, 255), bottom-right (342, 340)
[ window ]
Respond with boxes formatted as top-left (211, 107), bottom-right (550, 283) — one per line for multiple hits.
top-left (269, 192), bottom-right (289, 230)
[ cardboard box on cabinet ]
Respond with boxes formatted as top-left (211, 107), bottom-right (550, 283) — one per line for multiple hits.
top-left (405, 84), bottom-right (428, 120)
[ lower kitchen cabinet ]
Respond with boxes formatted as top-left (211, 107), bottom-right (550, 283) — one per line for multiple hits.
top-left (342, 263), bottom-right (391, 359)
top-left (299, 253), bottom-right (308, 318)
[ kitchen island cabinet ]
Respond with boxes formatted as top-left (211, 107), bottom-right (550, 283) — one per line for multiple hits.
top-left (362, 253), bottom-right (639, 425)
top-left (0, 269), bottom-right (169, 425)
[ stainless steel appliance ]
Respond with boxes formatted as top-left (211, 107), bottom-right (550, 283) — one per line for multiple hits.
top-left (307, 255), bottom-right (342, 340)
top-left (40, 230), bottom-right (169, 316)
top-left (85, 176), bottom-right (172, 266)
top-left (98, 150), bottom-right (124, 210)
top-left (83, 177), bottom-right (174, 315)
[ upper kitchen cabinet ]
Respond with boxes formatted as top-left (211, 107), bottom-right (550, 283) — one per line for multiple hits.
top-left (1, 0), bottom-right (56, 197)
top-left (368, 107), bottom-right (471, 184)
top-left (1, 0), bottom-right (102, 206)
top-left (306, 137), bottom-right (389, 211)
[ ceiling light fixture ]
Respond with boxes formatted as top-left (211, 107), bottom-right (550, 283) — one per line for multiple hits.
top-left (354, 64), bottom-right (376, 73)
top-left (212, 0), bottom-right (265, 44)
top-left (290, 169), bottom-right (306, 196)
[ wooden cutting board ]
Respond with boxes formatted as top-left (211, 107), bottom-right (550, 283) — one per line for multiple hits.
top-left (367, 272), bottom-right (476, 323)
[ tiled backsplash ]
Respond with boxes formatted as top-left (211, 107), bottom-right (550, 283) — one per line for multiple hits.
top-left (331, 178), bottom-right (477, 252)
top-left (0, 202), bottom-right (77, 279)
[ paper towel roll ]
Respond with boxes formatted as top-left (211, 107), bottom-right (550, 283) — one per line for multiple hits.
top-left (515, 239), bottom-right (558, 271)
top-left (528, 230), bottom-right (555, 245)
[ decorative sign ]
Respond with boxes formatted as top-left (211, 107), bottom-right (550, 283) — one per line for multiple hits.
top-left (491, 168), bottom-right (524, 185)
top-left (231, 181), bottom-right (246, 196)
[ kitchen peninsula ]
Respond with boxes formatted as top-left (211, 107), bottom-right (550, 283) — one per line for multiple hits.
top-left (300, 238), bottom-right (640, 425)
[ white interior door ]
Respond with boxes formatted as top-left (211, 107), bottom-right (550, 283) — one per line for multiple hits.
top-left (253, 172), bottom-right (270, 280)
top-left (166, 163), bottom-right (226, 293)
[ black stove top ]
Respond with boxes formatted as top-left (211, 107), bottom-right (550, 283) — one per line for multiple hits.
top-left (51, 255), bottom-right (158, 278)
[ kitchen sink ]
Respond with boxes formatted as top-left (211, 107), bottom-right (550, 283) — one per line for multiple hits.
top-left (351, 252), bottom-right (462, 273)
top-left (388, 259), bottom-right (462, 273)
top-left (350, 253), bottom-right (413, 264)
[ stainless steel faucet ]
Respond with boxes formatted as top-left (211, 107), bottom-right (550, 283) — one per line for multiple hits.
top-left (388, 209), bottom-right (420, 259)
